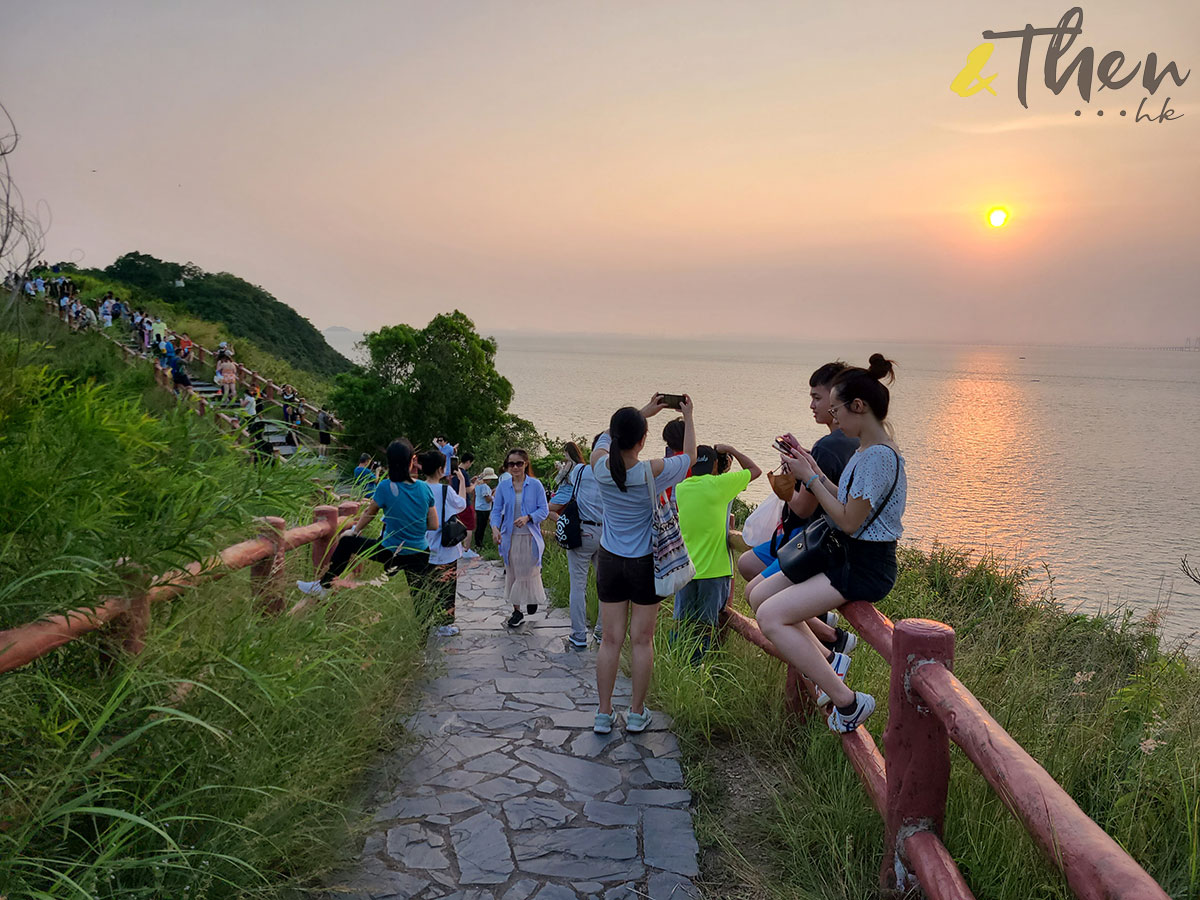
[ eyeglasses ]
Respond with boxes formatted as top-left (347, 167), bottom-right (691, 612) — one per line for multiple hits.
top-left (828, 401), bottom-right (850, 417)
top-left (505, 460), bottom-right (525, 468)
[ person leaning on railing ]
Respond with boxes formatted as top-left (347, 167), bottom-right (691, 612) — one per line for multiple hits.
top-left (297, 438), bottom-right (437, 598)
top-left (747, 355), bottom-right (907, 735)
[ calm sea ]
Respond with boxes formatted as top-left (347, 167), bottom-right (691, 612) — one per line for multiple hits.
top-left (493, 334), bottom-right (1200, 644)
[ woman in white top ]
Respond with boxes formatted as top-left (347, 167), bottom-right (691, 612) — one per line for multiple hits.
top-left (590, 394), bottom-right (695, 735)
top-left (748, 355), bottom-right (907, 735)
top-left (421, 450), bottom-right (467, 636)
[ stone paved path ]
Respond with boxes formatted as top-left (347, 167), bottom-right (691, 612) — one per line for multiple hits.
top-left (326, 558), bottom-right (702, 900)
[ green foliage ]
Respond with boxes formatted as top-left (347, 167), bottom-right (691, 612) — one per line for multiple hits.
top-left (0, 303), bottom-right (428, 896)
top-left (635, 542), bottom-right (1200, 899)
top-left (102, 252), bottom-right (351, 378)
top-left (331, 310), bottom-right (537, 459)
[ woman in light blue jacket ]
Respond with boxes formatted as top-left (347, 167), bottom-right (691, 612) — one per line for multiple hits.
top-left (491, 448), bottom-right (550, 628)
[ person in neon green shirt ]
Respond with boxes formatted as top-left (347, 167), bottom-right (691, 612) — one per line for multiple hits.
top-left (674, 443), bottom-right (762, 658)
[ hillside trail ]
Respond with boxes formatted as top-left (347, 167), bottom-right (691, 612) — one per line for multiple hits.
top-left (325, 557), bottom-right (702, 900)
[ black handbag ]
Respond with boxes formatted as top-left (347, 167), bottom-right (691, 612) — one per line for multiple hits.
top-left (554, 465), bottom-right (585, 550)
top-left (440, 485), bottom-right (469, 547)
top-left (776, 447), bottom-right (900, 584)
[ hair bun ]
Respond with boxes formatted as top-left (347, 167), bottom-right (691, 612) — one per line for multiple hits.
top-left (867, 353), bottom-right (896, 384)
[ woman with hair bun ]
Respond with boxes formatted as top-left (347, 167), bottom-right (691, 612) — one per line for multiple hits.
top-left (747, 354), bottom-right (906, 735)
top-left (590, 394), bottom-right (696, 735)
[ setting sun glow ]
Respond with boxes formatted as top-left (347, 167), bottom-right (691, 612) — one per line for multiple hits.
top-left (988, 207), bottom-right (1009, 228)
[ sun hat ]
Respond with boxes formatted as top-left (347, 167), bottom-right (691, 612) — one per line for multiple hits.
top-left (479, 467), bottom-right (499, 481)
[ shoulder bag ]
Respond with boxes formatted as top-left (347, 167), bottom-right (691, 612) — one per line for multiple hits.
top-left (440, 484), bottom-right (469, 547)
top-left (776, 446), bottom-right (900, 585)
top-left (645, 462), bottom-right (695, 596)
top-left (554, 465), bottom-right (585, 550)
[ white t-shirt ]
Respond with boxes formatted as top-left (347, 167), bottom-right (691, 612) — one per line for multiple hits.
top-left (427, 484), bottom-right (468, 565)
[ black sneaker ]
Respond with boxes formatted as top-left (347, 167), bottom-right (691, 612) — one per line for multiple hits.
top-left (526, 604), bottom-right (538, 615)
top-left (506, 609), bottom-right (525, 628)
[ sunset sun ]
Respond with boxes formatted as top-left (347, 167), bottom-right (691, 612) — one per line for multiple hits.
top-left (988, 207), bottom-right (1009, 228)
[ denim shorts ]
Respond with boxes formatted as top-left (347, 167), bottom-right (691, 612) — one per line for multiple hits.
top-left (674, 576), bottom-right (731, 625)
top-left (597, 546), bottom-right (659, 606)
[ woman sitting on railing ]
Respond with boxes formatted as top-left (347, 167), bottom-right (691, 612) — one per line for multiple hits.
top-left (297, 438), bottom-right (436, 598)
top-left (747, 355), bottom-right (907, 734)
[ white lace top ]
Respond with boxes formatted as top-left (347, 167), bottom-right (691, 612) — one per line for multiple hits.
top-left (837, 444), bottom-right (906, 541)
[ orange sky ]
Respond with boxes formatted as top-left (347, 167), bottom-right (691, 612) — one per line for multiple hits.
top-left (3, 1), bottom-right (1197, 344)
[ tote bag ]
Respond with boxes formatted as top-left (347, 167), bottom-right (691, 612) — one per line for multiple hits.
top-left (554, 465), bottom-right (585, 550)
top-left (741, 495), bottom-right (783, 547)
top-left (645, 465), bottom-right (695, 596)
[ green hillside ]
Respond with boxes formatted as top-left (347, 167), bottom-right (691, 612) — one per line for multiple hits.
top-left (99, 252), bottom-right (352, 377)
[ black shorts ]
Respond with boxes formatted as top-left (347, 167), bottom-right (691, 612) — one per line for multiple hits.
top-left (597, 546), bottom-right (659, 606)
top-left (319, 431), bottom-right (331, 445)
top-left (172, 372), bottom-right (190, 386)
top-left (826, 538), bottom-right (897, 604)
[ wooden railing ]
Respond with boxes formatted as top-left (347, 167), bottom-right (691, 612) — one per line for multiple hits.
top-left (718, 601), bottom-right (1170, 899)
top-left (0, 502), bottom-right (360, 676)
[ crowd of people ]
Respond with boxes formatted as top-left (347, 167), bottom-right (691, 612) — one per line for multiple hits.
top-left (300, 353), bottom-right (906, 739)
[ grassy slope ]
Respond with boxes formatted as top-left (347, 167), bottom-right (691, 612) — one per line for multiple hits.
top-left (535, 537), bottom-right (1199, 899)
top-left (0, 299), bottom-right (428, 898)
top-left (65, 272), bottom-right (336, 405)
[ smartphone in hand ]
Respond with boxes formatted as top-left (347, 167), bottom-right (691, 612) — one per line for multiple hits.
top-left (659, 393), bottom-right (685, 410)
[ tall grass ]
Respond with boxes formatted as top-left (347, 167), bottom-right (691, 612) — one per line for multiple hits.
top-left (537, 536), bottom-right (1199, 898)
top-left (0, 301), bottom-right (430, 897)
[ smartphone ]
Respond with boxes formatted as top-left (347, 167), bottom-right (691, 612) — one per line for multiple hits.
top-left (659, 393), bottom-right (685, 410)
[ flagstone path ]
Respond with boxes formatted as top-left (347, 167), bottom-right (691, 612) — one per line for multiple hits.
top-left (326, 557), bottom-right (702, 900)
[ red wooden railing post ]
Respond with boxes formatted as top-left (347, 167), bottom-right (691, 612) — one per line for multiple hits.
top-left (250, 516), bottom-right (288, 614)
top-left (311, 505), bottom-right (339, 573)
top-left (882, 618), bottom-right (955, 894)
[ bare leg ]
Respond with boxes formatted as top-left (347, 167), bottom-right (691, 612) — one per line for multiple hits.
top-left (809, 617), bottom-right (838, 643)
top-left (756, 574), bottom-right (855, 707)
top-left (628, 601), bottom-right (661, 714)
top-left (737, 549), bottom-right (767, 582)
top-left (596, 601), bottom-right (629, 715)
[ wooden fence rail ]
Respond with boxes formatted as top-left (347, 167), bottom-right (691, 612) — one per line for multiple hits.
top-left (718, 600), bottom-right (1170, 899)
top-left (0, 502), bottom-right (360, 677)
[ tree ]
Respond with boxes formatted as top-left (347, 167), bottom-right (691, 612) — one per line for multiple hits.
top-left (330, 310), bottom-right (537, 460)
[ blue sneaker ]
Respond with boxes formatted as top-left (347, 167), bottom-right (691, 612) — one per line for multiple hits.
top-left (567, 636), bottom-right (588, 651)
top-left (828, 692), bottom-right (876, 734)
top-left (815, 651), bottom-right (852, 708)
top-left (625, 708), bottom-right (653, 733)
top-left (594, 711), bottom-right (614, 734)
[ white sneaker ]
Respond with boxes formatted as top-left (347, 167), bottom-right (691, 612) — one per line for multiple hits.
top-left (296, 580), bottom-right (328, 597)
top-left (828, 692), bottom-right (876, 733)
top-left (462, 550), bottom-right (480, 559)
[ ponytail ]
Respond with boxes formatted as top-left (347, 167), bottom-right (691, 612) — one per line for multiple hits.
top-left (607, 407), bottom-right (648, 493)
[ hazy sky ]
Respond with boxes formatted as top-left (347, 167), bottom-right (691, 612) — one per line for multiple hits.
top-left (3, 1), bottom-right (1197, 344)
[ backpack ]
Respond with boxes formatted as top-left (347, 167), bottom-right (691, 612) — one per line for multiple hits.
top-left (554, 465), bottom-right (585, 550)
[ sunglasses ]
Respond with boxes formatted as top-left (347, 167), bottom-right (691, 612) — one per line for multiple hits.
top-left (505, 460), bottom-right (525, 468)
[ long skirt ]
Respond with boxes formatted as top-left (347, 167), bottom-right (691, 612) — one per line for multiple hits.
top-left (504, 532), bottom-right (547, 607)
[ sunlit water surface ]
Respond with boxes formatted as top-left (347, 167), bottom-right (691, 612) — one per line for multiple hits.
top-left (494, 335), bottom-right (1200, 645)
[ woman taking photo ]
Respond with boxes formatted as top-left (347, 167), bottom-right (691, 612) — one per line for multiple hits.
top-left (747, 355), bottom-right (906, 734)
top-left (590, 395), bottom-right (695, 734)
top-left (297, 438), bottom-right (436, 597)
top-left (490, 449), bottom-right (550, 628)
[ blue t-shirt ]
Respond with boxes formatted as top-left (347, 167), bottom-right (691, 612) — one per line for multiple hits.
top-left (592, 433), bottom-right (691, 557)
top-left (372, 479), bottom-right (435, 553)
top-left (475, 482), bottom-right (494, 511)
top-left (353, 465), bottom-right (376, 487)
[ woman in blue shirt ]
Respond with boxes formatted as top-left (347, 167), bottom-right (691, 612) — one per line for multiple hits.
top-left (749, 355), bottom-right (907, 736)
top-left (590, 394), bottom-right (695, 735)
top-left (298, 438), bottom-right (436, 597)
top-left (490, 449), bottom-right (550, 628)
